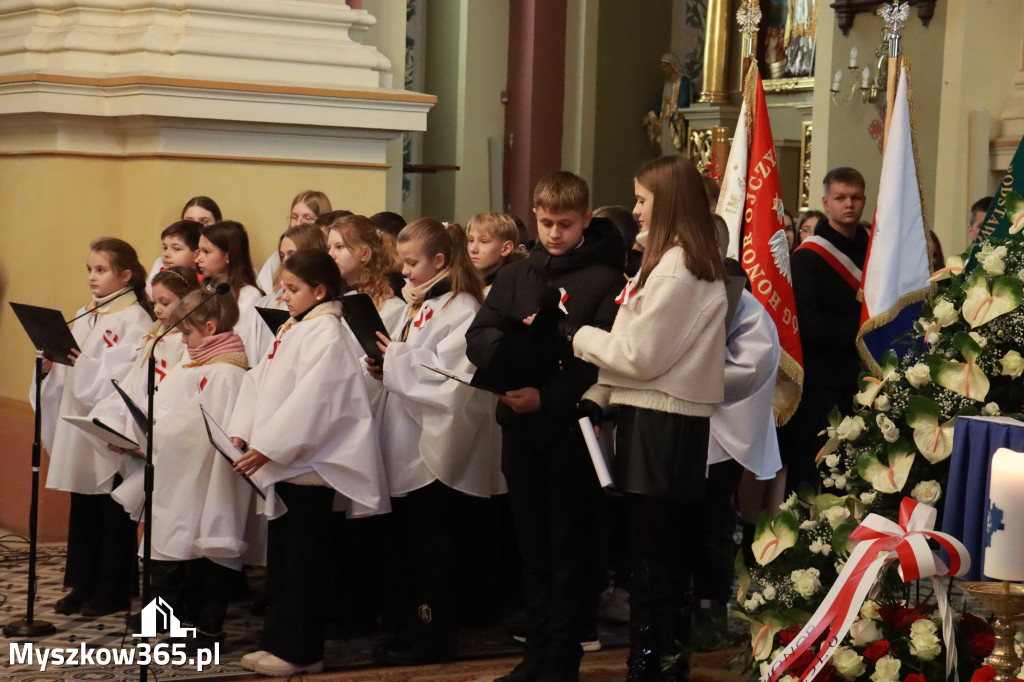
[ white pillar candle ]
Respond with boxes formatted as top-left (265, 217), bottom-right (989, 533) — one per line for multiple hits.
top-left (983, 448), bottom-right (1024, 580)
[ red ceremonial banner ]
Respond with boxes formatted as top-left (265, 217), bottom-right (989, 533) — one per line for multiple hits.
top-left (741, 66), bottom-right (804, 422)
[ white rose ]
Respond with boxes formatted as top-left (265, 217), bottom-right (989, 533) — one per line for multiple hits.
top-left (874, 394), bottom-right (891, 412)
top-left (790, 568), bottom-right (822, 598)
top-left (1000, 351), bottom-right (1024, 379)
top-left (825, 454), bottom-right (840, 468)
top-left (984, 402), bottom-right (1001, 416)
top-left (910, 480), bottom-right (942, 506)
top-left (849, 618), bottom-right (882, 646)
top-left (876, 413), bottom-right (900, 443)
top-left (910, 632), bottom-right (942, 661)
top-left (860, 600), bottom-right (881, 620)
top-left (981, 245), bottom-right (1008, 276)
top-left (969, 331), bottom-right (988, 348)
top-left (760, 661), bottom-right (771, 677)
top-left (836, 415), bottom-right (865, 441)
top-left (906, 363), bottom-right (932, 388)
top-left (834, 474), bottom-right (848, 490)
top-left (823, 505), bottom-right (851, 528)
top-left (823, 477), bottom-right (835, 488)
top-left (809, 539), bottom-right (832, 556)
top-left (871, 655), bottom-right (902, 682)
top-left (932, 299), bottom-right (959, 327)
top-left (910, 619), bottom-right (937, 636)
top-left (860, 491), bottom-right (877, 505)
top-left (925, 331), bottom-right (941, 345)
top-left (832, 647), bottom-right (867, 681)
top-left (762, 584), bottom-right (777, 600)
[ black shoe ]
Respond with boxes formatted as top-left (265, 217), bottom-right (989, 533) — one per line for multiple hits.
top-left (495, 653), bottom-right (546, 682)
top-left (55, 588), bottom-right (92, 615)
top-left (80, 598), bottom-right (128, 618)
top-left (374, 641), bottom-right (455, 666)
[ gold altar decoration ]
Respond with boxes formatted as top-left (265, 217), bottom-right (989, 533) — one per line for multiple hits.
top-left (962, 582), bottom-right (1024, 682)
top-left (699, 0), bottom-right (732, 104)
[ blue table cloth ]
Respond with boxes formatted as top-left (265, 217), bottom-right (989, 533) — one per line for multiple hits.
top-left (941, 415), bottom-right (1024, 581)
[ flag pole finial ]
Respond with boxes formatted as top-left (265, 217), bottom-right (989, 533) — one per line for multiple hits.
top-left (736, 0), bottom-right (761, 63)
top-left (878, 1), bottom-right (910, 58)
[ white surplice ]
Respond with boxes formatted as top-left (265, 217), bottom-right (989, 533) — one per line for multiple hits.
top-left (228, 300), bottom-right (390, 519)
top-left (248, 287), bottom-right (288, 363)
top-left (707, 290), bottom-right (783, 480)
top-left (377, 292), bottom-right (504, 498)
top-left (36, 289), bottom-right (153, 494)
top-left (235, 283), bottom-right (264, 366)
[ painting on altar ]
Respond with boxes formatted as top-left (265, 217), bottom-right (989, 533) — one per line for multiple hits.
top-left (758, 0), bottom-right (817, 79)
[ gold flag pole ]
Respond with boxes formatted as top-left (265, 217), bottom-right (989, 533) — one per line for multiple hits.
top-left (737, 0), bottom-right (761, 144)
top-left (879, 2), bottom-right (909, 152)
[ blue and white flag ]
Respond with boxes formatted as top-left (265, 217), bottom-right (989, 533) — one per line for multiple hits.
top-left (856, 59), bottom-right (933, 376)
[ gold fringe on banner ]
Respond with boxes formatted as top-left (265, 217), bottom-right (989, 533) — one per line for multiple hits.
top-left (775, 350), bottom-right (804, 426)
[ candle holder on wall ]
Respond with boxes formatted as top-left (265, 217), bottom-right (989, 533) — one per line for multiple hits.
top-left (830, 26), bottom-right (888, 106)
top-left (961, 582), bottom-right (1024, 682)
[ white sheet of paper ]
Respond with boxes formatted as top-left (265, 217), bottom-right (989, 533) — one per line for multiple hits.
top-left (579, 416), bottom-right (613, 488)
top-left (63, 415), bottom-right (143, 454)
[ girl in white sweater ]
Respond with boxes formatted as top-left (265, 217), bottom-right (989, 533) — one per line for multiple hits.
top-left (570, 155), bottom-right (728, 682)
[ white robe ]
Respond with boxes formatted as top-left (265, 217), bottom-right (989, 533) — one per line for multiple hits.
top-left (235, 283), bottom-right (263, 367)
top-left (37, 291), bottom-right (153, 494)
top-left (707, 290), bottom-right (783, 480)
top-left (344, 293), bottom-right (407, 409)
top-left (89, 326), bottom-right (186, 480)
top-left (228, 300), bottom-right (389, 519)
top-left (377, 292), bottom-right (505, 498)
top-left (248, 287), bottom-right (288, 363)
top-left (256, 252), bottom-right (280, 297)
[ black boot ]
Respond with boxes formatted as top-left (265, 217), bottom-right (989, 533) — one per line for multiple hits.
top-left (126, 560), bottom-right (187, 633)
top-left (538, 639), bottom-right (581, 682)
top-left (650, 561), bottom-right (690, 682)
top-left (626, 561), bottom-right (659, 682)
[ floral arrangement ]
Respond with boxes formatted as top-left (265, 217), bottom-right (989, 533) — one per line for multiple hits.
top-left (737, 237), bottom-right (1024, 682)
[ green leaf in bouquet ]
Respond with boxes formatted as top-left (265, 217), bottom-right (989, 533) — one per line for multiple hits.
top-left (811, 493), bottom-right (847, 511)
top-left (734, 609), bottom-right (787, 661)
top-left (831, 520), bottom-right (858, 556)
top-left (798, 482), bottom-right (818, 505)
top-left (828, 406), bottom-right (842, 429)
top-left (857, 443), bottom-right (915, 494)
top-left (854, 351), bottom-right (900, 405)
top-left (928, 332), bottom-right (990, 401)
top-left (751, 510), bottom-right (799, 566)
top-left (960, 270), bottom-right (1022, 328)
top-left (735, 549), bottom-right (751, 604)
top-left (906, 395), bottom-right (956, 463)
top-left (1005, 191), bottom-right (1024, 235)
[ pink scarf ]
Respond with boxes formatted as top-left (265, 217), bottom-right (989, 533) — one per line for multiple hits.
top-left (187, 331), bottom-right (246, 364)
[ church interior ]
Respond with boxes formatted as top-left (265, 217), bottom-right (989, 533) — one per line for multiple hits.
top-left (1, 1), bottom-right (1022, 680)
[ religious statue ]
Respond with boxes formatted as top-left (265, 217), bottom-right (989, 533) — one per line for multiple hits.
top-left (784, 0), bottom-right (817, 76)
top-left (641, 53), bottom-right (690, 156)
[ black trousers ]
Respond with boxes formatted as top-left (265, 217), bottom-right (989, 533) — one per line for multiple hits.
top-left (693, 460), bottom-right (743, 605)
top-left (260, 482), bottom-right (334, 665)
top-left (390, 480), bottom-right (462, 653)
top-left (64, 488), bottom-right (137, 605)
top-left (779, 385), bottom-right (853, 493)
top-left (502, 426), bottom-right (600, 659)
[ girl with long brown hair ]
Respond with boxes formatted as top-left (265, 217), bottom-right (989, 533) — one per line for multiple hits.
top-left (326, 215), bottom-right (406, 333)
top-left (569, 155), bottom-right (728, 682)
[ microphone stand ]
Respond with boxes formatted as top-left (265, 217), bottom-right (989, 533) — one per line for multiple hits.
top-left (2, 351), bottom-right (57, 638)
top-left (138, 283), bottom-right (229, 682)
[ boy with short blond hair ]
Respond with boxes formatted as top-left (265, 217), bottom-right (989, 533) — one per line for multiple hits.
top-left (467, 171), bottom-right (625, 682)
top-left (466, 212), bottom-right (523, 285)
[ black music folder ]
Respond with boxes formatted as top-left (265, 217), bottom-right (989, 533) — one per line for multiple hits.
top-left (341, 293), bottom-right (391, 365)
top-left (9, 302), bottom-right (81, 366)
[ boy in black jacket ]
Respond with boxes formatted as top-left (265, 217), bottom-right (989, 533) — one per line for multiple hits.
top-left (466, 172), bottom-right (625, 682)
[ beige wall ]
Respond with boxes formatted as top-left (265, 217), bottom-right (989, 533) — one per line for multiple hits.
top-left (590, 0), bottom-right (675, 208)
top-left (420, 0), bottom-right (510, 224)
top-left (0, 155), bottom-right (385, 402)
top-left (936, 0), bottom-right (1024, 254)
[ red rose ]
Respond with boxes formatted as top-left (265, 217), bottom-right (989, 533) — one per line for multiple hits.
top-left (960, 614), bottom-right (993, 639)
top-left (972, 665), bottom-right (996, 682)
top-left (904, 674), bottom-right (926, 682)
top-left (778, 624), bottom-right (803, 646)
top-left (969, 632), bottom-right (996, 659)
top-left (863, 640), bottom-right (891, 662)
top-left (818, 663), bottom-right (838, 682)
top-left (878, 604), bottom-right (929, 632)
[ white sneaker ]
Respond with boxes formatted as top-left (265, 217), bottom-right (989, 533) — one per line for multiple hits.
top-left (254, 654), bottom-right (324, 676)
top-left (240, 650), bottom-right (271, 671)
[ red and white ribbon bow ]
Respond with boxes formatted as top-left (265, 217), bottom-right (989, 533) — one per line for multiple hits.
top-left (103, 329), bottom-right (119, 348)
top-left (615, 278), bottom-right (638, 306)
top-left (557, 287), bottom-right (569, 315)
top-left (413, 305), bottom-right (434, 329)
top-left (763, 498), bottom-right (970, 682)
